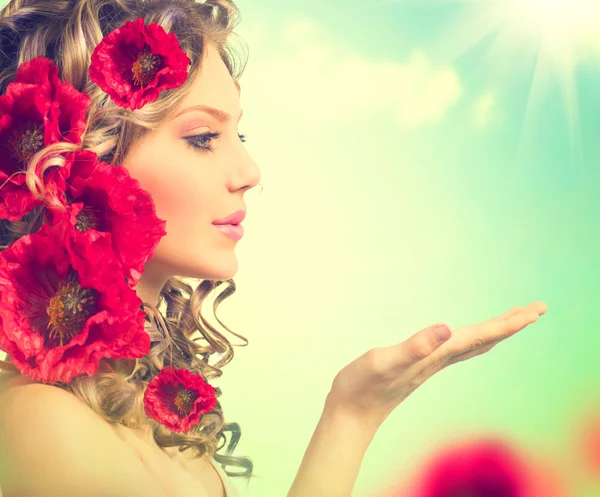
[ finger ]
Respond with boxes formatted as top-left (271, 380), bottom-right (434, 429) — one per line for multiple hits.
top-left (480, 301), bottom-right (546, 329)
top-left (447, 306), bottom-right (524, 354)
top-left (501, 301), bottom-right (547, 323)
top-left (497, 305), bottom-right (525, 320)
top-left (480, 304), bottom-right (527, 331)
top-left (385, 322), bottom-right (453, 369)
top-left (447, 306), bottom-right (545, 365)
top-left (445, 336), bottom-right (505, 366)
top-left (476, 302), bottom-right (547, 343)
top-left (498, 304), bottom-right (545, 336)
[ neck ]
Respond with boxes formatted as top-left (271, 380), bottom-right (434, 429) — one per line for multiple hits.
top-left (133, 260), bottom-right (173, 308)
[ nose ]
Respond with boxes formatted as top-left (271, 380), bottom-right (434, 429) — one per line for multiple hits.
top-left (230, 146), bottom-right (261, 194)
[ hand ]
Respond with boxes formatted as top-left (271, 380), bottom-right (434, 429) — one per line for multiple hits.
top-left (327, 301), bottom-right (548, 426)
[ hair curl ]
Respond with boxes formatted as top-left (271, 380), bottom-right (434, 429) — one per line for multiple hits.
top-left (0, 0), bottom-right (255, 481)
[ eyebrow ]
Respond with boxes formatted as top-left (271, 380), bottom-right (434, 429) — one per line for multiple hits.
top-left (171, 105), bottom-right (244, 123)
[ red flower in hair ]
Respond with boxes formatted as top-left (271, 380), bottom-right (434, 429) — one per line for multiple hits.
top-left (44, 149), bottom-right (166, 286)
top-left (0, 56), bottom-right (91, 221)
top-left (0, 221), bottom-right (150, 385)
top-left (89, 18), bottom-right (191, 110)
top-left (143, 366), bottom-right (217, 433)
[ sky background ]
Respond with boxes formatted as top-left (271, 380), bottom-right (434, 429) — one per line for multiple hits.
top-left (1, 0), bottom-right (599, 496)
top-left (213, 0), bottom-right (600, 496)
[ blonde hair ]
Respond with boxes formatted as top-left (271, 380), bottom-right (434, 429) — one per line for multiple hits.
top-left (0, 0), bottom-right (255, 480)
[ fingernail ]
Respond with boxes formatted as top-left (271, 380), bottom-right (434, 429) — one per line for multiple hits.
top-left (432, 324), bottom-right (451, 342)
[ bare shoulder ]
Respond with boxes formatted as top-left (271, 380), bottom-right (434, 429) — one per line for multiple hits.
top-left (0, 373), bottom-right (104, 434)
top-left (0, 373), bottom-right (83, 410)
top-left (0, 374), bottom-right (168, 497)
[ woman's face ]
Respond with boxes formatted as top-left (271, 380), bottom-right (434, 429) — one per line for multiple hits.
top-left (123, 43), bottom-right (260, 296)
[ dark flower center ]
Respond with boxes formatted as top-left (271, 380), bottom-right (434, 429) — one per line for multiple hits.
top-left (132, 47), bottom-right (162, 88)
top-left (6, 121), bottom-right (44, 166)
top-left (448, 483), bottom-right (512, 497)
top-left (173, 387), bottom-right (198, 416)
top-left (75, 204), bottom-right (100, 232)
top-left (46, 269), bottom-right (97, 347)
top-left (452, 491), bottom-right (476, 497)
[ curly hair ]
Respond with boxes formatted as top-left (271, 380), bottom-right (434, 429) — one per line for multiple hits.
top-left (0, 0), bottom-right (255, 481)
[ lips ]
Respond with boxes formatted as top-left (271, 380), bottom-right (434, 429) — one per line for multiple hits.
top-left (213, 210), bottom-right (246, 225)
top-left (214, 223), bottom-right (244, 240)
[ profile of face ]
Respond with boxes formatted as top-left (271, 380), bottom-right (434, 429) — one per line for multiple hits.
top-left (123, 43), bottom-right (261, 303)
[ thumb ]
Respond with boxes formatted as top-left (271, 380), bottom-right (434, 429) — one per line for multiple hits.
top-left (399, 322), bottom-right (452, 365)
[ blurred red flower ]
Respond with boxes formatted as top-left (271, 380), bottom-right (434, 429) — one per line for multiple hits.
top-left (414, 439), bottom-right (528, 497)
top-left (394, 438), bottom-right (566, 497)
top-left (580, 410), bottom-right (600, 476)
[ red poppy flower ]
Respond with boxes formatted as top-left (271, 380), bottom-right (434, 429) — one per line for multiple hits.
top-left (0, 56), bottom-right (91, 221)
top-left (0, 221), bottom-right (150, 385)
top-left (143, 366), bottom-right (217, 433)
top-left (44, 149), bottom-right (166, 286)
top-left (89, 18), bottom-right (191, 111)
top-left (406, 439), bottom-right (530, 497)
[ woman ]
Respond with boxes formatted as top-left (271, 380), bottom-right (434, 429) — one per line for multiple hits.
top-left (0, 0), bottom-right (547, 496)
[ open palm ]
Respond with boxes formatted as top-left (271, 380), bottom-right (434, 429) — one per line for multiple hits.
top-left (328, 302), bottom-right (548, 425)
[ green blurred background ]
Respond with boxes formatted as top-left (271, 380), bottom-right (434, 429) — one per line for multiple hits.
top-left (217, 0), bottom-right (600, 495)
top-left (2, 0), bottom-right (599, 496)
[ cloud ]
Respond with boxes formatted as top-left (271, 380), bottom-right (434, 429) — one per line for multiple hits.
top-left (283, 17), bottom-right (319, 44)
top-left (237, 16), bottom-right (462, 128)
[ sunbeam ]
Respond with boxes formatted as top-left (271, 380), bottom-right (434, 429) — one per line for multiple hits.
top-left (375, 0), bottom-right (600, 171)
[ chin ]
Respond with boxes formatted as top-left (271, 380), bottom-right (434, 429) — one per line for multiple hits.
top-left (147, 245), bottom-right (240, 283)
top-left (184, 257), bottom-right (239, 282)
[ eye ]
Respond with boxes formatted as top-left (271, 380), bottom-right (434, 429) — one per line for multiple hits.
top-left (184, 131), bottom-right (247, 152)
top-left (184, 132), bottom-right (220, 152)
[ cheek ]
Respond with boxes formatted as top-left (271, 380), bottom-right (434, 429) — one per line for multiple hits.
top-left (155, 171), bottom-right (214, 229)
top-left (148, 168), bottom-right (218, 243)
top-left (156, 174), bottom-right (219, 263)
top-left (126, 139), bottom-right (207, 221)
top-left (124, 136), bottom-right (221, 251)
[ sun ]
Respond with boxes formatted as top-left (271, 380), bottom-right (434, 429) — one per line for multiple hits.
top-left (472, 0), bottom-right (599, 167)
top-left (520, 0), bottom-right (590, 20)
top-left (383, 0), bottom-right (600, 63)
top-left (510, 0), bottom-right (599, 55)
top-left (379, 0), bottom-right (600, 167)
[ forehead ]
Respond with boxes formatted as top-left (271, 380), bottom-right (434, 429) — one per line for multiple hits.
top-left (178, 43), bottom-right (240, 110)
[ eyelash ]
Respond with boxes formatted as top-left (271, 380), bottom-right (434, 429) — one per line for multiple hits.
top-left (184, 131), bottom-right (247, 152)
